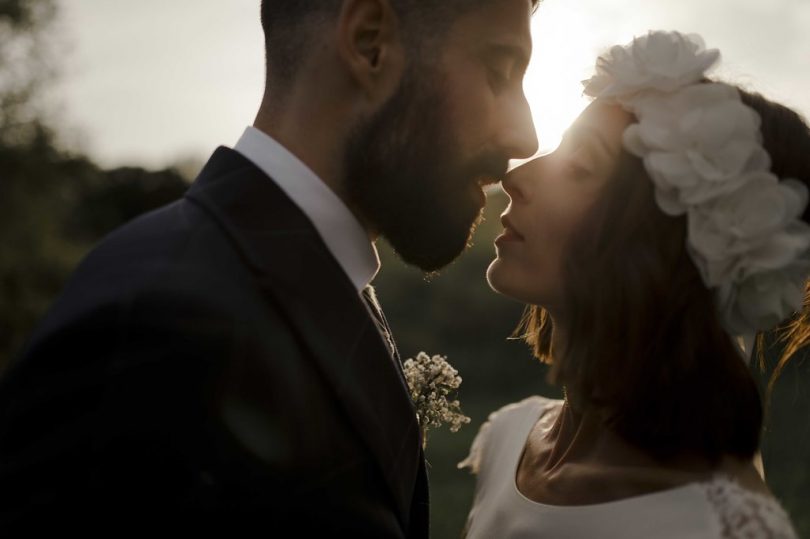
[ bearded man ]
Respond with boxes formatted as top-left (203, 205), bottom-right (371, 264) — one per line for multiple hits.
top-left (0, 1), bottom-right (538, 535)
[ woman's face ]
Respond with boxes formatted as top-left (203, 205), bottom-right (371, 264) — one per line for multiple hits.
top-left (487, 101), bottom-right (633, 309)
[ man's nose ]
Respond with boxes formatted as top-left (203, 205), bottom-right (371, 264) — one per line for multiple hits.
top-left (496, 90), bottom-right (539, 160)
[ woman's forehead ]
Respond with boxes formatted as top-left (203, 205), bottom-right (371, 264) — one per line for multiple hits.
top-left (573, 100), bottom-right (634, 150)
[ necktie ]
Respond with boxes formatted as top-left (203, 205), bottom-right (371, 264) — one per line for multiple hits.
top-left (361, 285), bottom-right (400, 364)
top-left (363, 285), bottom-right (428, 532)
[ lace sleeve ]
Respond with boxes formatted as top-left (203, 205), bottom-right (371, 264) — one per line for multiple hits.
top-left (702, 476), bottom-right (799, 539)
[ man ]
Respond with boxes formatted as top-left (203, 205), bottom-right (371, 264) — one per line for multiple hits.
top-left (0, 0), bottom-right (538, 535)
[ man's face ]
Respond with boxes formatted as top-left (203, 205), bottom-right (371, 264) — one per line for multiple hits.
top-left (344, 0), bottom-right (538, 272)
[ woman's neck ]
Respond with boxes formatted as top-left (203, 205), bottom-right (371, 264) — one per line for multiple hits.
top-left (517, 322), bottom-right (754, 505)
top-left (548, 401), bottom-right (676, 469)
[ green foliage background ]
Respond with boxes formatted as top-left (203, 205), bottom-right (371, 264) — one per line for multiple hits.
top-left (0, 1), bottom-right (806, 536)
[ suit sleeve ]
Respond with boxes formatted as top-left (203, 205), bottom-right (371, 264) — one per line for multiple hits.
top-left (0, 287), bottom-right (279, 527)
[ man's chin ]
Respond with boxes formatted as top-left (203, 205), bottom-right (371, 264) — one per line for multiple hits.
top-left (394, 244), bottom-right (467, 274)
top-left (387, 211), bottom-right (484, 273)
top-left (471, 183), bottom-right (487, 209)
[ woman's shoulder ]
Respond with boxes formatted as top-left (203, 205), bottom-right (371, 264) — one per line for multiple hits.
top-left (458, 395), bottom-right (562, 475)
top-left (700, 475), bottom-right (798, 539)
top-left (488, 395), bottom-right (563, 425)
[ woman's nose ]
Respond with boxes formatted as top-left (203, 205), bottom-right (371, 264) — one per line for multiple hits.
top-left (501, 159), bottom-right (537, 203)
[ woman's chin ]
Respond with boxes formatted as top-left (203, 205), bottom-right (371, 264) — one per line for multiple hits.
top-left (487, 259), bottom-right (552, 306)
top-left (486, 258), bottom-right (515, 298)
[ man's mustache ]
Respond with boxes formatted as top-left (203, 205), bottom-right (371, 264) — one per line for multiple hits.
top-left (467, 153), bottom-right (510, 186)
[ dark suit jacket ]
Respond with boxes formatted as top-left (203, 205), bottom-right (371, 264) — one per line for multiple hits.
top-left (0, 147), bottom-right (429, 536)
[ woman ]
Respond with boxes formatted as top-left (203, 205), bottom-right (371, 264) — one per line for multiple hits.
top-left (459, 31), bottom-right (808, 538)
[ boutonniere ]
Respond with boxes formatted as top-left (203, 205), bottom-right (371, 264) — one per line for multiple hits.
top-left (402, 352), bottom-right (471, 449)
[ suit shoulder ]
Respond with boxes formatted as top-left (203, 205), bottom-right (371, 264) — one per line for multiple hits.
top-left (51, 198), bottom-right (250, 312)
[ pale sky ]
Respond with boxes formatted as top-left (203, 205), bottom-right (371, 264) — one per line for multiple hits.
top-left (54, 0), bottom-right (810, 170)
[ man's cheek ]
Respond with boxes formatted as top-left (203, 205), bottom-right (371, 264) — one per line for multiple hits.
top-left (441, 62), bottom-right (493, 131)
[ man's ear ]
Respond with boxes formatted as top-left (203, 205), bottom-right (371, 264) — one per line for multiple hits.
top-left (336, 0), bottom-right (404, 99)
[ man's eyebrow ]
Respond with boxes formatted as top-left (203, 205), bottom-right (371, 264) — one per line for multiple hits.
top-left (484, 42), bottom-right (531, 74)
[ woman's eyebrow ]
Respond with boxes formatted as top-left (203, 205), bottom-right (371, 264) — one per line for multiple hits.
top-left (567, 126), bottom-right (615, 160)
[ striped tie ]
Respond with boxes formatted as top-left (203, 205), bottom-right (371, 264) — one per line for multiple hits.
top-left (362, 285), bottom-right (400, 364)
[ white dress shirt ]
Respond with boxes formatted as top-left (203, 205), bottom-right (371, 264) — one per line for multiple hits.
top-left (233, 126), bottom-right (380, 292)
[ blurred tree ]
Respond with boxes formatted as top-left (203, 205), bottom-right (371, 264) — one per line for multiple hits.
top-left (0, 1), bottom-right (189, 370)
top-left (0, 0), bottom-right (57, 147)
top-left (0, 0), bottom-right (59, 367)
top-left (0, 136), bottom-right (188, 371)
top-left (67, 166), bottom-right (189, 242)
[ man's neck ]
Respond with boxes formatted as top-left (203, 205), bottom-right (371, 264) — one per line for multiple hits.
top-left (253, 89), bottom-right (350, 208)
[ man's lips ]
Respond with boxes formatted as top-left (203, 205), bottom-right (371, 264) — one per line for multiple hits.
top-left (467, 173), bottom-right (503, 207)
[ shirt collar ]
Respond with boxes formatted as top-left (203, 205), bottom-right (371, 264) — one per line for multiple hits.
top-left (233, 126), bottom-right (379, 291)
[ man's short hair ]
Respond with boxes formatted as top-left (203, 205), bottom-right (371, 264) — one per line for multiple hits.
top-left (259, 0), bottom-right (541, 88)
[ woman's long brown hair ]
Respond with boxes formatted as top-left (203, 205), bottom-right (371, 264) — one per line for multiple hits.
top-left (518, 86), bottom-right (810, 462)
top-left (519, 85), bottom-right (810, 459)
top-left (519, 149), bottom-right (762, 462)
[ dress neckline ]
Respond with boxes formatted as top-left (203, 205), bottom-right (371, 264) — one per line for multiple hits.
top-left (510, 398), bottom-right (702, 511)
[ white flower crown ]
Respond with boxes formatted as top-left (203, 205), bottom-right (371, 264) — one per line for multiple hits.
top-left (582, 30), bottom-right (810, 337)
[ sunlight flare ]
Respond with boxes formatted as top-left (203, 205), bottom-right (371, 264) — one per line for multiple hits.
top-left (516, 0), bottom-right (608, 167)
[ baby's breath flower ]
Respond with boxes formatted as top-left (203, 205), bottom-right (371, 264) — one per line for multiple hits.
top-left (403, 352), bottom-right (471, 448)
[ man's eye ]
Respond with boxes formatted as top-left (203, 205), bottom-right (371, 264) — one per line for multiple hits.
top-left (487, 67), bottom-right (510, 91)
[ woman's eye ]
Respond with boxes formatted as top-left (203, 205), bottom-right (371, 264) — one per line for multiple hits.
top-left (568, 161), bottom-right (593, 179)
top-left (559, 136), bottom-right (581, 154)
top-left (567, 145), bottom-right (595, 178)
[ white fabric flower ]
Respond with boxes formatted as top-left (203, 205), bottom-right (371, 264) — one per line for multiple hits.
top-left (623, 84), bottom-right (771, 215)
top-left (581, 29), bottom-right (810, 337)
top-left (582, 30), bottom-right (810, 337)
top-left (716, 261), bottom-right (810, 335)
top-left (583, 31), bottom-right (720, 100)
top-left (688, 177), bottom-right (810, 285)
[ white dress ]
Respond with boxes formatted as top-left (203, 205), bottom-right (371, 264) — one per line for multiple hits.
top-left (459, 396), bottom-right (798, 539)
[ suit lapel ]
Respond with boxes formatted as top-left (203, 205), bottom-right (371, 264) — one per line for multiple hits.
top-left (185, 147), bottom-right (423, 526)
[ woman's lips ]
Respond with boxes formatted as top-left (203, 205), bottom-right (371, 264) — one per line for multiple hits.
top-left (496, 214), bottom-right (525, 244)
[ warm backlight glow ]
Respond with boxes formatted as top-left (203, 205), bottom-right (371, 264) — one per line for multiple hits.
top-left (516, 1), bottom-right (607, 166)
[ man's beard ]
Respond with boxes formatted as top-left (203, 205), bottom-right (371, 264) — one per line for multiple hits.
top-left (344, 67), bottom-right (508, 273)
